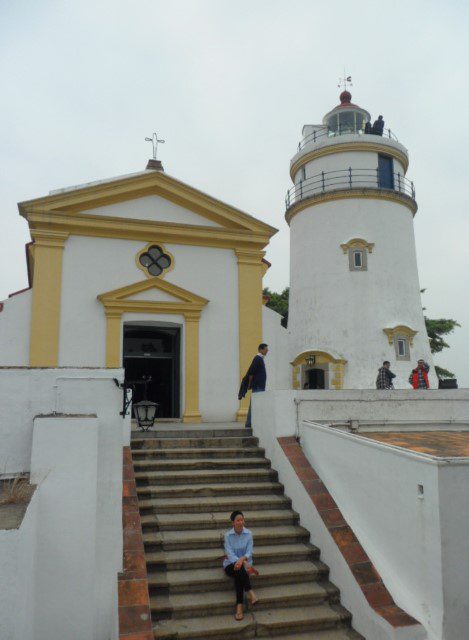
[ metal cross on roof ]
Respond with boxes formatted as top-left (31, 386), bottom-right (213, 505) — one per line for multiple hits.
top-left (145, 132), bottom-right (165, 160)
top-left (337, 72), bottom-right (353, 91)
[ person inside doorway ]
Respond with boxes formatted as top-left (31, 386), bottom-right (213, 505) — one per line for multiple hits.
top-left (244, 343), bottom-right (268, 428)
top-left (223, 511), bottom-right (258, 621)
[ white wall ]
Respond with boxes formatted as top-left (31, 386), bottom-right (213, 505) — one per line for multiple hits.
top-left (288, 196), bottom-right (435, 389)
top-left (0, 290), bottom-right (31, 366)
top-left (0, 368), bottom-right (125, 640)
top-left (86, 193), bottom-right (222, 226)
top-left (59, 234), bottom-right (240, 421)
top-left (262, 305), bottom-right (290, 390)
top-left (251, 389), bottom-right (469, 640)
top-left (251, 391), bottom-right (426, 640)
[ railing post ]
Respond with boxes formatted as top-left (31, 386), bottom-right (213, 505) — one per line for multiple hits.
top-left (397, 172), bottom-right (401, 192)
top-left (313, 130), bottom-right (316, 142)
top-left (376, 166), bottom-right (379, 188)
top-left (411, 181), bottom-right (415, 198)
top-left (300, 181), bottom-right (303, 200)
top-left (349, 167), bottom-right (352, 188)
top-left (322, 171), bottom-right (325, 192)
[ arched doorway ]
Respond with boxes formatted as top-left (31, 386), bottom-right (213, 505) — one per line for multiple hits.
top-left (291, 350), bottom-right (347, 390)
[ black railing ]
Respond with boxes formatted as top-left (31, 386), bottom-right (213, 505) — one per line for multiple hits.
top-left (297, 126), bottom-right (398, 152)
top-left (285, 168), bottom-right (415, 210)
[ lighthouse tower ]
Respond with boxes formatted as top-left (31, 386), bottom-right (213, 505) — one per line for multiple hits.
top-left (287, 89), bottom-right (436, 390)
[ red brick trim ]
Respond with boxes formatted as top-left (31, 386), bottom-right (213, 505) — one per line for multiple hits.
top-left (118, 447), bottom-right (153, 639)
top-left (8, 286), bottom-right (31, 298)
top-left (278, 436), bottom-right (421, 629)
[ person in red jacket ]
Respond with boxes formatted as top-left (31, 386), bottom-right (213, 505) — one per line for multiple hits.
top-left (409, 359), bottom-right (430, 389)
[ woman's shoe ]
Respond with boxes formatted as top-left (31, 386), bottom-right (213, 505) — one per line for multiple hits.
top-left (235, 604), bottom-right (244, 621)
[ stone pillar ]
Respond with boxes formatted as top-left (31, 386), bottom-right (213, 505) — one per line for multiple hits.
top-left (183, 311), bottom-right (202, 423)
top-left (104, 311), bottom-right (122, 368)
top-left (29, 230), bottom-right (69, 367)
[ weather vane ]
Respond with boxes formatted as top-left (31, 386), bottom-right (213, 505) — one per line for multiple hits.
top-left (338, 72), bottom-right (352, 91)
top-left (145, 132), bottom-right (165, 160)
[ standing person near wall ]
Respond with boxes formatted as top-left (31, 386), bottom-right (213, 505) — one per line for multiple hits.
top-left (409, 359), bottom-right (430, 389)
top-left (376, 361), bottom-right (396, 389)
top-left (243, 343), bottom-right (268, 429)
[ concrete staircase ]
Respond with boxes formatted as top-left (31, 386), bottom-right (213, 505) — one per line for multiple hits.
top-left (131, 426), bottom-right (363, 640)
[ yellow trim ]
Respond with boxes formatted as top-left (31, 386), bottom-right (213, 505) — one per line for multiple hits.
top-left (25, 210), bottom-right (273, 251)
top-left (97, 278), bottom-right (209, 423)
top-left (285, 189), bottom-right (417, 225)
top-left (29, 231), bottom-right (69, 366)
top-left (340, 238), bottom-right (374, 254)
top-left (235, 249), bottom-right (265, 422)
top-left (19, 170), bottom-right (277, 236)
top-left (290, 141), bottom-right (409, 180)
top-left (291, 350), bottom-right (347, 390)
top-left (135, 242), bottom-right (175, 279)
top-left (383, 325), bottom-right (418, 346)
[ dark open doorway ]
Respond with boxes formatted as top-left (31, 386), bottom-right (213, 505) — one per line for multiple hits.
top-left (308, 368), bottom-right (325, 390)
top-left (123, 325), bottom-right (180, 419)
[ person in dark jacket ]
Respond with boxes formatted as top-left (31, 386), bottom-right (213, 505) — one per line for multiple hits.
top-left (376, 361), bottom-right (396, 389)
top-left (409, 360), bottom-right (430, 389)
top-left (372, 115), bottom-right (385, 135)
top-left (244, 343), bottom-right (268, 428)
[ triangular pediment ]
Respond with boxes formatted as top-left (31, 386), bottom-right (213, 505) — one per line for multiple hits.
top-left (97, 277), bottom-right (209, 316)
top-left (19, 169), bottom-right (277, 236)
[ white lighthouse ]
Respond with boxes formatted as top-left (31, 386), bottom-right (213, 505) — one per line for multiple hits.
top-left (287, 89), bottom-right (436, 390)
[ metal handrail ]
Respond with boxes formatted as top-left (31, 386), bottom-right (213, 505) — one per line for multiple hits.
top-left (285, 167), bottom-right (415, 210)
top-left (297, 126), bottom-right (398, 152)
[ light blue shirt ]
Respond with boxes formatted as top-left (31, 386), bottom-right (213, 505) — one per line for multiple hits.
top-left (223, 527), bottom-right (253, 569)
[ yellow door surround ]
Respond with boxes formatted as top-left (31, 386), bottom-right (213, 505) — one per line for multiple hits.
top-left (291, 350), bottom-right (347, 390)
top-left (97, 278), bottom-right (209, 424)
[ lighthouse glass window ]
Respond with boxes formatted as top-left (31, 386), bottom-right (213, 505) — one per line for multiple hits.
top-left (348, 249), bottom-right (367, 271)
top-left (394, 336), bottom-right (410, 361)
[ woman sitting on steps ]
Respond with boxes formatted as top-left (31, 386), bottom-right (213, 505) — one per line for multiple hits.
top-left (223, 510), bottom-right (259, 621)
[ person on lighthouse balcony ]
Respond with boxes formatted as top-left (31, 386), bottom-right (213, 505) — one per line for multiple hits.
top-left (409, 359), bottom-right (431, 389)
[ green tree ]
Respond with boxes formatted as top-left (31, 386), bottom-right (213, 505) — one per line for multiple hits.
top-left (263, 286), bottom-right (460, 379)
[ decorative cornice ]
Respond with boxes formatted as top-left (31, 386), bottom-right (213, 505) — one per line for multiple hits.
top-left (25, 210), bottom-right (272, 251)
top-left (29, 230), bottom-right (69, 248)
top-left (290, 141), bottom-right (409, 180)
top-left (340, 238), bottom-right (375, 254)
top-left (235, 248), bottom-right (266, 265)
top-left (18, 170), bottom-right (278, 236)
top-left (285, 188), bottom-right (417, 225)
top-left (383, 325), bottom-right (418, 346)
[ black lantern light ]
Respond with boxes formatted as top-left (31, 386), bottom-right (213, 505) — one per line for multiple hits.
top-left (133, 375), bottom-right (159, 431)
top-left (306, 354), bottom-right (316, 367)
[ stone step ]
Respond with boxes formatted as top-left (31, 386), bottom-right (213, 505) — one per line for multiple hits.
top-left (131, 446), bottom-right (266, 459)
top-left (136, 481), bottom-right (284, 499)
top-left (138, 493), bottom-right (292, 514)
top-left (135, 467), bottom-right (278, 486)
top-left (140, 509), bottom-right (299, 532)
top-left (152, 580), bottom-right (340, 619)
top-left (143, 525), bottom-right (310, 552)
top-left (132, 435), bottom-right (256, 449)
top-left (144, 542), bottom-right (320, 571)
top-left (148, 559), bottom-right (326, 594)
top-left (152, 604), bottom-right (351, 639)
top-left (273, 630), bottom-right (364, 640)
top-left (132, 427), bottom-right (253, 439)
top-left (133, 457), bottom-right (271, 472)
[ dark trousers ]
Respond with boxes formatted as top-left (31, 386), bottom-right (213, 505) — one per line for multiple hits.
top-left (224, 563), bottom-right (252, 604)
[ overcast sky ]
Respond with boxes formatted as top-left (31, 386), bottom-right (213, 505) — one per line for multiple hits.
top-left (1, 0), bottom-right (468, 385)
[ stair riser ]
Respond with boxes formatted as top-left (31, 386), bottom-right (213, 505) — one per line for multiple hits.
top-left (145, 549), bottom-right (318, 571)
top-left (144, 532), bottom-right (309, 552)
top-left (138, 498), bottom-right (292, 514)
top-left (153, 591), bottom-right (339, 620)
top-left (133, 428), bottom-right (253, 438)
top-left (136, 484), bottom-right (284, 499)
top-left (141, 515), bottom-right (299, 532)
top-left (153, 616), bottom-right (350, 640)
top-left (135, 471), bottom-right (278, 485)
top-left (133, 459), bottom-right (271, 472)
top-left (150, 570), bottom-right (327, 594)
top-left (132, 448), bottom-right (265, 459)
top-left (132, 435), bottom-right (256, 448)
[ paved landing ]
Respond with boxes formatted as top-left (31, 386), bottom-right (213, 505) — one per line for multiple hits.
top-left (360, 431), bottom-right (469, 457)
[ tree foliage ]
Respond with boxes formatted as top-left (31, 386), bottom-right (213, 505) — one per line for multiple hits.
top-left (263, 286), bottom-right (460, 379)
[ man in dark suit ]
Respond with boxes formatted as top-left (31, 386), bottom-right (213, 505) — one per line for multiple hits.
top-left (245, 343), bottom-right (268, 428)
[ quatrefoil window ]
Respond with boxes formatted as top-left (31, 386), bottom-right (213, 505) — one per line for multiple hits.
top-left (138, 244), bottom-right (172, 277)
